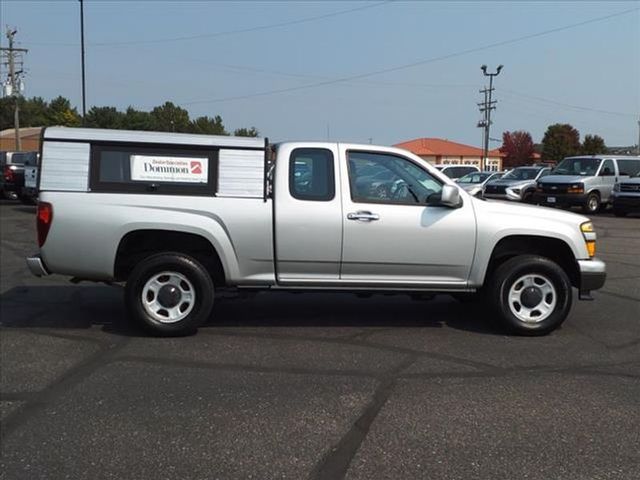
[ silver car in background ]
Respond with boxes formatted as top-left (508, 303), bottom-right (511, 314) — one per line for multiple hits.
top-left (483, 165), bottom-right (551, 203)
top-left (434, 164), bottom-right (480, 179)
top-left (456, 171), bottom-right (505, 197)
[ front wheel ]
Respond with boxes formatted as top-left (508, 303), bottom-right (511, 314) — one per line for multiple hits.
top-left (125, 252), bottom-right (214, 336)
top-left (488, 255), bottom-right (572, 336)
top-left (582, 192), bottom-right (600, 214)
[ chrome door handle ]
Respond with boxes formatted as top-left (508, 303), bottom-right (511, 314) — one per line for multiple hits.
top-left (347, 211), bottom-right (380, 221)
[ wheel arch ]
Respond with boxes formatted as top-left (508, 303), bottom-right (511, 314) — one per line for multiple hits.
top-left (481, 235), bottom-right (580, 288)
top-left (114, 229), bottom-right (228, 286)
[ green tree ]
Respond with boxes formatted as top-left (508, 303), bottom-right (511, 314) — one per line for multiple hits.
top-left (541, 123), bottom-right (581, 162)
top-left (234, 127), bottom-right (259, 137)
top-left (1, 96), bottom-right (49, 130)
top-left (122, 107), bottom-right (153, 130)
top-left (46, 96), bottom-right (81, 126)
top-left (189, 115), bottom-right (227, 135)
top-left (0, 97), bottom-right (16, 130)
top-left (581, 134), bottom-right (606, 155)
top-left (150, 102), bottom-right (190, 132)
top-left (499, 130), bottom-right (535, 168)
top-left (85, 106), bottom-right (125, 129)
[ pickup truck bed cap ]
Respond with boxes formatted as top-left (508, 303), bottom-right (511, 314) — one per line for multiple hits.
top-left (43, 127), bottom-right (266, 150)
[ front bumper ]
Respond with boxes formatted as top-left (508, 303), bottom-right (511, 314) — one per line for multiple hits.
top-left (26, 254), bottom-right (49, 277)
top-left (483, 193), bottom-right (510, 201)
top-left (533, 192), bottom-right (587, 207)
top-left (612, 195), bottom-right (640, 210)
top-left (577, 258), bottom-right (606, 299)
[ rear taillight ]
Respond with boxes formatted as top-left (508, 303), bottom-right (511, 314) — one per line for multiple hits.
top-left (37, 202), bottom-right (53, 247)
top-left (3, 165), bottom-right (15, 183)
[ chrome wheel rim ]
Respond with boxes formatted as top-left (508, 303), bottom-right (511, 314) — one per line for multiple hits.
top-left (588, 196), bottom-right (598, 211)
top-left (141, 271), bottom-right (195, 323)
top-left (507, 274), bottom-right (556, 323)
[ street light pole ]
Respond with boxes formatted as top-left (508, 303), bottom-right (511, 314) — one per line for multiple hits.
top-left (479, 64), bottom-right (503, 170)
top-left (79, 0), bottom-right (87, 124)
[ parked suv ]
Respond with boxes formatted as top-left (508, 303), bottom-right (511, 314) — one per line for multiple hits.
top-left (534, 155), bottom-right (640, 213)
top-left (612, 171), bottom-right (640, 217)
top-left (434, 164), bottom-right (480, 179)
top-left (483, 165), bottom-right (551, 202)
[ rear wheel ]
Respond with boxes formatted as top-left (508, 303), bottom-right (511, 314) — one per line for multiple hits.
top-left (125, 252), bottom-right (214, 336)
top-left (582, 192), bottom-right (600, 214)
top-left (488, 255), bottom-right (572, 336)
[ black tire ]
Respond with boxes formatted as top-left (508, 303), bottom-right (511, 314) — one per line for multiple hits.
top-left (521, 190), bottom-right (534, 204)
top-left (487, 255), bottom-right (572, 336)
top-left (125, 252), bottom-right (214, 336)
top-left (582, 192), bottom-right (600, 214)
top-left (613, 208), bottom-right (627, 217)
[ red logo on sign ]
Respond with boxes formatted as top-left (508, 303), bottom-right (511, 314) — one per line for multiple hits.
top-left (190, 161), bottom-right (202, 174)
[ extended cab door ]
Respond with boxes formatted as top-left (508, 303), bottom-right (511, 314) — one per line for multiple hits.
top-left (274, 143), bottom-right (343, 284)
top-left (339, 147), bottom-right (476, 287)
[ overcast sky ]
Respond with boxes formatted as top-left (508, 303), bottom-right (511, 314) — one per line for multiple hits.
top-left (1, 1), bottom-right (639, 147)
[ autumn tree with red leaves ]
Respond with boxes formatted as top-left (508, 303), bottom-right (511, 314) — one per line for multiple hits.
top-left (499, 130), bottom-right (535, 168)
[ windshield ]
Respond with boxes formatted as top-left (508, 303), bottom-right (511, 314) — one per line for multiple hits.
top-left (553, 158), bottom-right (601, 176)
top-left (502, 168), bottom-right (540, 181)
top-left (457, 172), bottom-right (492, 184)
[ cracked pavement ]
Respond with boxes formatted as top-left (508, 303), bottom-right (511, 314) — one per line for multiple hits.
top-left (1, 200), bottom-right (638, 479)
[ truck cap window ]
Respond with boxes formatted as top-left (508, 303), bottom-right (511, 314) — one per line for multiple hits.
top-left (347, 151), bottom-right (442, 205)
top-left (289, 148), bottom-right (335, 201)
top-left (90, 144), bottom-right (217, 195)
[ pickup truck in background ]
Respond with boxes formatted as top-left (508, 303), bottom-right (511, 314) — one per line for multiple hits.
top-left (26, 127), bottom-right (606, 337)
top-left (21, 153), bottom-right (39, 205)
top-left (0, 151), bottom-right (38, 203)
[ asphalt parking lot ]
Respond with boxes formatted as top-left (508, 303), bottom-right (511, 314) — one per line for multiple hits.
top-left (1, 200), bottom-right (638, 480)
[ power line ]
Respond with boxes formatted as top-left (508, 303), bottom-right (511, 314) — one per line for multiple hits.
top-left (180, 6), bottom-right (639, 106)
top-left (501, 89), bottom-right (637, 117)
top-left (23, 1), bottom-right (392, 47)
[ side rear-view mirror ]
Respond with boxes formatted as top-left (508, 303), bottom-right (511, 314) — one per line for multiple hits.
top-left (427, 184), bottom-right (463, 208)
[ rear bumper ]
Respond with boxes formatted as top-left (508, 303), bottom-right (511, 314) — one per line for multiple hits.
top-left (26, 254), bottom-right (49, 277)
top-left (577, 258), bottom-right (606, 298)
top-left (533, 193), bottom-right (587, 207)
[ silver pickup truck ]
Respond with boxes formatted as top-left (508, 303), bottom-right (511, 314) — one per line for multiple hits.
top-left (27, 127), bottom-right (606, 336)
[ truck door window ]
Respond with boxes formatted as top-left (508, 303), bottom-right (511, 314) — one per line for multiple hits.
top-left (289, 148), bottom-right (335, 201)
top-left (347, 151), bottom-right (441, 205)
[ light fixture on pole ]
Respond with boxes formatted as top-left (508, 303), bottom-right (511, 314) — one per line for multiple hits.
top-left (479, 64), bottom-right (503, 170)
top-left (79, 0), bottom-right (87, 124)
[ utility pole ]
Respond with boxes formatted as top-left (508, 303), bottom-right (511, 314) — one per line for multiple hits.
top-left (1, 28), bottom-right (28, 151)
top-left (79, 0), bottom-right (87, 123)
top-left (478, 64), bottom-right (503, 170)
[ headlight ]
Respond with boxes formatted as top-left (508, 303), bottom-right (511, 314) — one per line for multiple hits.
top-left (568, 184), bottom-right (584, 194)
top-left (613, 183), bottom-right (620, 192)
top-left (580, 221), bottom-right (596, 258)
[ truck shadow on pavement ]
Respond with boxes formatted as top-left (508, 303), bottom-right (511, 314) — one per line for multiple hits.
top-left (0, 285), bottom-right (502, 336)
